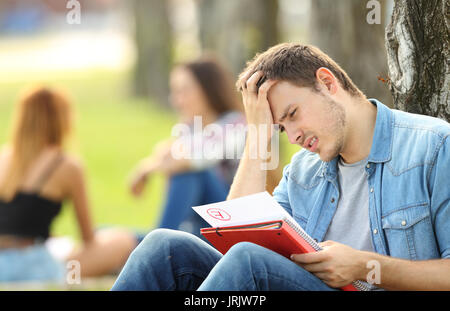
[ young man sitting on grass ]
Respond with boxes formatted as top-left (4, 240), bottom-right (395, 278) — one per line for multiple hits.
top-left (111, 43), bottom-right (450, 291)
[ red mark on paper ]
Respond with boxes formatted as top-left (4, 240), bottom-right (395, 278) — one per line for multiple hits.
top-left (206, 208), bottom-right (231, 221)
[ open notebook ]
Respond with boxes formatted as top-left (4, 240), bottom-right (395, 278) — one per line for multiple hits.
top-left (192, 191), bottom-right (371, 291)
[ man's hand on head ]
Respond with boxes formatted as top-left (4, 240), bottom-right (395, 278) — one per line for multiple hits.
top-left (238, 70), bottom-right (277, 145)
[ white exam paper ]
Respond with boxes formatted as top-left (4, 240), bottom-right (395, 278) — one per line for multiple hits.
top-left (192, 191), bottom-right (292, 228)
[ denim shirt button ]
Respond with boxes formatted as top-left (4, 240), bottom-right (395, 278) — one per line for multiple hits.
top-left (370, 187), bottom-right (374, 193)
top-left (401, 220), bottom-right (407, 226)
top-left (330, 197), bottom-right (335, 203)
top-left (373, 229), bottom-right (378, 234)
top-left (366, 163), bottom-right (371, 169)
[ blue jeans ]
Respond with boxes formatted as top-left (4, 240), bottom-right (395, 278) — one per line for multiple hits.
top-left (158, 169), bottom-right (229, 237)
top-left (111, 229), bottom-right (336, 291)
top-left (0, 243), bottom-right (65, 283)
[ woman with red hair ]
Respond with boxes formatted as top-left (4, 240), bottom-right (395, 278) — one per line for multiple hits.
top-left (0, 86), bottom-right (136, 283)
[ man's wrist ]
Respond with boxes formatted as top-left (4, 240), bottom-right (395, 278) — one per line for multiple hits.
top-left (354, 250), bottom-right (379, 282)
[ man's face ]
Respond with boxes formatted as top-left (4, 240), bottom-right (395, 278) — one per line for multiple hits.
top-left (267, 81), bottom-right (346, 162)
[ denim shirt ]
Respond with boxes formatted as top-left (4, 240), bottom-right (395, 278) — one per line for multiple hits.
top-left (273, 99), bottom-right (450, 261)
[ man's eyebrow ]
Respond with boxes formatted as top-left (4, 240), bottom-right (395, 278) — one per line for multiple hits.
top-left (278, 103), bottom-right (294, 123)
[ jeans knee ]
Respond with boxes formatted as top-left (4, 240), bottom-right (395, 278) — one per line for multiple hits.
top-left (198, 242), bottom-right (267, 290)
top-left (129, 229), bottom-right (177, 259)
top-left (140, 228), bottom-right (209, 257)
top-left (142, 228), bottom-right (175, 243)
top-left (223, 242), bottom-right (264, 265)
top-left (228, 241), bottom-right (263, 254)
top-left (141, 228), bottom-right (193, 248)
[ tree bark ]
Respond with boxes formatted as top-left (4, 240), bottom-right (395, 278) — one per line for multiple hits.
top-left (385, 0), bottom-right (449, 121)
top-left (309, 0), bottom-right (392, 107)
top-left (132, 0), bottom-right (173, 106)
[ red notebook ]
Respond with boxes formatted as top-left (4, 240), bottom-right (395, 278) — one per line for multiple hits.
top-left (201, 219), bottom-right (368, 291)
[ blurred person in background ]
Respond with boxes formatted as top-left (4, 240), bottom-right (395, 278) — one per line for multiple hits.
top-left (129, 56), bottom-right (251, 237)
top-left (0, 86), bottom-right (137, 283)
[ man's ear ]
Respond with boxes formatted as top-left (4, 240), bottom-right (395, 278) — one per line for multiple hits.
top-left (315, 67), bottom-right (338, 95)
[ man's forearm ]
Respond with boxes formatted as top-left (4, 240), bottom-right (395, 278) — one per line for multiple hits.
top-left (358, 251), bottom-right (450, 290)
top-left (227, 139), bottom-right (268, 200)
top-left (229, 69), bottom-right (278, 200)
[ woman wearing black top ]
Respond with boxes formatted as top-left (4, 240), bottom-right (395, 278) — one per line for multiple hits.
top-left (0, 86), bottom-right (136, 282)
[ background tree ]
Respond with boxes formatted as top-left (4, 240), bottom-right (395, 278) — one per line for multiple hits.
top-left (197, 0), bottom-right (279, 77)
top-left (132, 0), bottom-right (173, 106)
top-left (385, 0), bottom-right (449, 122)
top-left (309, 0), bottom-right (392, 107)
top-left (196, 0), bottom-right (282, 194)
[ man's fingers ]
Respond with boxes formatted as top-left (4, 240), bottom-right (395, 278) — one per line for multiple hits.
top-left (313, 272), bottom-right (333, 282)
top-left (257, 79), bottom-right (277, 97)
top-left (290, 251), bottom-right (328, 264)
top-left (245, 71), bottom-right (264, 93)
top-left (300, 262), bottom-right (329, 273)
top-left (238, 70), bottom-right (254, 91)
top-left (318, 240), bottom-right (335, 249)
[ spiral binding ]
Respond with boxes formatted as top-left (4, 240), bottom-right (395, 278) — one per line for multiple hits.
top-left (283, 217), bottom-right (372, 291)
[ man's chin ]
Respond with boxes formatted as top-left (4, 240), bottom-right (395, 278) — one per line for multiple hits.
top-left (317, 149), bottom-right (339, 163)
top-left (302, 144), bottom-right (339, 162)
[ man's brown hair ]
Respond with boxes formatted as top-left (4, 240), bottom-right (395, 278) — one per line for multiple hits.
top-left (237, 43), bottom-right (364, 98)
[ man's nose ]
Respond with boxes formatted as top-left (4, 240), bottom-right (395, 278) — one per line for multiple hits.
top-left (286, 128), bottom-right (302, 145)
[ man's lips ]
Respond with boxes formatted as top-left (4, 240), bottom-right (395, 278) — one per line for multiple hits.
top-left (302, 136), bottom-right (319, 151)
top-left (302, 136), bottom-right (313, 148)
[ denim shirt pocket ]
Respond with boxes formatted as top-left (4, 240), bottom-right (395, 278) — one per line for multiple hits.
top-left (381, 203), bottom-right (432, 260)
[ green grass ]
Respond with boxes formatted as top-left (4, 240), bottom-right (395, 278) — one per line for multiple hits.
top-left (0, 69), bottom-right (300, 241)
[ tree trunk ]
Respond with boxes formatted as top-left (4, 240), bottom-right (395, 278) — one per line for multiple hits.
top-left (132, 0), bottom-right (173, 106)
top-left (309, 0), bottom-right (392, 107)
top-left (196, 0), bottom-right (282, 193)
top-left (385, 0), bottom-right (449, 121)
top-left (197, 0), bottom-right (279, 77)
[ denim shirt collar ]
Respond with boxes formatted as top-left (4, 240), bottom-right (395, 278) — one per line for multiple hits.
top-left (322, 99), bottom-right (393, 179)
top-left (367, 99), bottom-right (394, 163)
